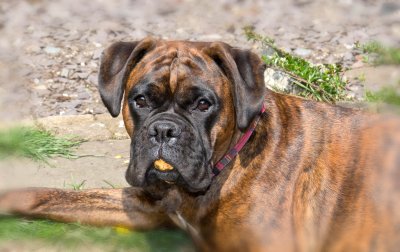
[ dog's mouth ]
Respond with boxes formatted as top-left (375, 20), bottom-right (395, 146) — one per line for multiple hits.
top-left (132, 161), bottom-right (211, 194)
top-left (146, 166), bottom-right (181, 185)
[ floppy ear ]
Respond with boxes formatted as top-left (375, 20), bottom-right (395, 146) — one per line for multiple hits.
top-left (98, 38), bottom-right (156, 117)
top-left (203, 42), bottom-right (266, 131)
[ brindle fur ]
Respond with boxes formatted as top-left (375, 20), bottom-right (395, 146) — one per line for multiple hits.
top-left (1, 38), bottom-right (399, 251)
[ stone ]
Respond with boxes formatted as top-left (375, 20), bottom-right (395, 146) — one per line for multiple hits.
top-left (264, 68), bottom-right (294, 92)
top-left (293, 48), bottom-right (312, 57)
top-left (60, 68), bottom-right (70, 78)
top-left (43, 46), bottom-right (61, 55)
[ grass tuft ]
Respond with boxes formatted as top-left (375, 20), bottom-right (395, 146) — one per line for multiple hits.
top-left (67, 180), bottom-right (87, 191)
top-left (0, 127), bottom-right (83, 162)
top-left (355, 41), bottom-right (400, 65)
top-left (244, 27), bottom-right (348, 103)
top-left (365, 86), bottom-right (400, 106)
top-left (0, 216), bottom-right (192, 251)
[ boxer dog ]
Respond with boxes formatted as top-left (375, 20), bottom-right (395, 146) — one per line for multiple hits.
top-left (1, 37), bottom-right (399, 251)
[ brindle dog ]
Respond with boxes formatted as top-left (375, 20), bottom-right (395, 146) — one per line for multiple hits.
top-left (1, 37), bottom-right (399, 251)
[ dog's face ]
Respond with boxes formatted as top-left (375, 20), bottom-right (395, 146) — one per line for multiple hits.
top-left (98, 38), bottom-right (266, 193)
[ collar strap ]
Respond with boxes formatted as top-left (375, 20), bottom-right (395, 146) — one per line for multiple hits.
top-left (212, 104), bottom-right (266, 176)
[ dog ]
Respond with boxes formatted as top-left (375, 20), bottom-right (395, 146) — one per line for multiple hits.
top-left (1, 37), bottom-right (399, 251)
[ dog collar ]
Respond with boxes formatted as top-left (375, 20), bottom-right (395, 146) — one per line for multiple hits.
top-left (212, 104), bottom-right (266, 176)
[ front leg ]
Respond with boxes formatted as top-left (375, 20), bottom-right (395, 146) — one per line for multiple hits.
top-left (0, 187), bottom-right (171, 230)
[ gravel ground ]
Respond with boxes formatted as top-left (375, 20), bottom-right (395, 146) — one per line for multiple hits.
top-left (0, 0), bottom-right (399, 120)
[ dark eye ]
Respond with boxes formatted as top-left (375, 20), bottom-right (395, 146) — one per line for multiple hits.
top-left (196, 99), bottom-right (211, 112)
top-left (134, 95), bottom-right (148, 108)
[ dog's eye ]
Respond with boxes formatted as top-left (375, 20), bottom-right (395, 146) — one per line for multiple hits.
top-left (134, 95), bottom-right (148, 108)
top-left (196, 99), bottom-right (211, 112)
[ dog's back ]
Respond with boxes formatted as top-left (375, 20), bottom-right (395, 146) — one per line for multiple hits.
top-left (277, 94), bottom-right (400, 251)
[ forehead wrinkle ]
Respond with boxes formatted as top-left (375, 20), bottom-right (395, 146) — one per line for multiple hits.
top-left (169, 56), bottom-right (179, 94)
top-left (169, 48), bottom-right (208, 94)
top-left (141, 47), bottom-right (177, 67)
top-left (128, 47), bottom-right (176, 90)
top-left (127, 62), bottom-right (170, 92)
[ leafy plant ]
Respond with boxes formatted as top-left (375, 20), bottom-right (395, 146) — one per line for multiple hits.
top-left (244, 27), bottom-right (348, 103)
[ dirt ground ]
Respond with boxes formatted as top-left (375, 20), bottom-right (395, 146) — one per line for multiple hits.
top-left (0, 0), bottom-right (399, 193)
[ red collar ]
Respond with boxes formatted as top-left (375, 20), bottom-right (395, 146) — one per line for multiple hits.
top-left (212, 104), bottom-right (266, 176)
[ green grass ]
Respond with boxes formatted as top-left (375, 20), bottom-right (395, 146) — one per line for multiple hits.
top-left (0, 216), bottom-right (193, 252)
top-left (365, 86), bottom-right (400, 106)
top-left (65, 180), bottom-right (87, 191)
top-left (244, 27), bottom-right (348, 103)
top-left (0, 127), bottom-right (83, 162)
top-left (355, 41), bottom-right (400, 65)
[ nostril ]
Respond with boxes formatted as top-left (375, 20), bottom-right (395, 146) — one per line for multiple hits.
top-left (167, 126), bottom-right (181, 138)
top-left (148, 125), bottom-right (158, 137)
top-left (166, 129), bottom-right (174, 138)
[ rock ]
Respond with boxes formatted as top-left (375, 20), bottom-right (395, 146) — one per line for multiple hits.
top-left (77, 90), bottom-right (91, 100)
top-left (75, 71), bottom-right (90, 79)
top-left (293, 48), bottom-right (312, 57)
top-left (60, 68), bottom-right (70, 78)
top-left (92, 42), bottom-right (102, 48)
top-left (34, 85), bottom-right (47, 90)
top-left (264, 68), bottom-right (291, 91)
top-left (87, 73), bottom-right (98, 86)
top-left (43, 46), bottom-right (61, 55)
top-left (25, 44), bottom-right (41, 54)
top-left (261, 47), bottom-right (276, 57)
top-left (198, 34), bottom-right (223, 41)
top-left (342, 52), bottom-right (354, 62)
top-left (92, 48), bottom-right (102, 60)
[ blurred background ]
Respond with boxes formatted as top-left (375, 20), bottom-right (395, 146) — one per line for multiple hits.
top-left (1, 0), bottom-right (399, 121)
top-left (0, 0), bottom-right (399, 251)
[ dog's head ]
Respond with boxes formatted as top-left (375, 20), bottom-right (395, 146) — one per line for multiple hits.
top-left (98, 37), bottom-right (266, 193)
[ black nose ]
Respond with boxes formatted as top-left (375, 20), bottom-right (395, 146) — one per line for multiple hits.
top-left (148, 121), bottom-right (181, 143)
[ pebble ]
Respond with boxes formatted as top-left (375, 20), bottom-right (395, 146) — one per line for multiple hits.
top-left (78, 91), bottom-right (91, 100)
top-left (25, 44), bottom-right (41, 54)
top-left (293, 48), bottom-right (312, 57)
top-left (92, 42), bottom-right (102, 48)
top-left (44, 46), bottom-right (61, 55)
top-left (60, 68), bottom-right (70, 78)
top-left (34, 85), bottom-right (47, 90)
top-left (87, 73), bottom-right (98, 86)
top-left (75, 71), bottom-right (90, 79)
top-left (92, 49), bottom-right (103, 60)
top-left (198, 34), bottom-right (223, 41)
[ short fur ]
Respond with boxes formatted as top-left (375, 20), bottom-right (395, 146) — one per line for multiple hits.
top-left (1, 38), bottom-right (399, 251)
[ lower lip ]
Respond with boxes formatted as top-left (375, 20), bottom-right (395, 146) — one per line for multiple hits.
top-left (164, 180), bottom-right (176, 185)
top-left (149, 168), bottom-right (179, 183)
